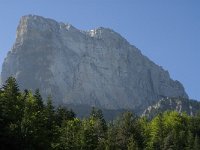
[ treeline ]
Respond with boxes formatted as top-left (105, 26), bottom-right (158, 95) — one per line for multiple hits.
top-left (0, 77), bottom-right (200, 150)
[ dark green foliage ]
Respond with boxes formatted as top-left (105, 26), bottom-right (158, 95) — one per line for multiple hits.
top-left (0, 77), bottom-right (200, 150)
top-left (21, 91), bottom-right (48, 149)
top-left (0, 77), bottom-right (23, 150)
top-left (90, 107), bottom-right (107, 135)
top-left (113, 112), bottom-right (144, 150)
top-left (193, 134), bottom-right (200, 150)
top-left (34, 89), bottom-right (44, 110)
top-left (105, 123), bottom-right (118, 150)
top-left (163, 132), bottom-right (174, 150)
top-left (0, 77), bottom-right (76, 150)
top-left (52, 118), bottom-right (81, 150)
top-left (55, 106), bottom-right (75, 126)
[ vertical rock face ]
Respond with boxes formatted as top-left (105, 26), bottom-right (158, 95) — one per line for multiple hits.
top-left (1, 15), bottom-right (188, 110)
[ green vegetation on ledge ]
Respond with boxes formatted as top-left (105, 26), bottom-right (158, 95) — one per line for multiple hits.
top-left (0, 77), bottom-right (200, 150)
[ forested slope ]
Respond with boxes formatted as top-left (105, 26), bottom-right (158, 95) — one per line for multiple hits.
top-left (0, 77), bottom-right (200, 150)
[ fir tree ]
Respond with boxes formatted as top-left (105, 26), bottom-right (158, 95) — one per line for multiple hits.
top-left (34, 89), bottom-right (44, 110)
top-left (193, 135), bottom-right (200, 150)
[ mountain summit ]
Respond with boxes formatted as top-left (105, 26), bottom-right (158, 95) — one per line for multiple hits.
top-left (1, 15), bottom-right (188, 111)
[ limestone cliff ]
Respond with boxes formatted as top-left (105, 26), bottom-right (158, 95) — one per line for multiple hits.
top-left (1, 15), bottom-right (188, 111)
top-left (142, 97), bottom-right (200, 119)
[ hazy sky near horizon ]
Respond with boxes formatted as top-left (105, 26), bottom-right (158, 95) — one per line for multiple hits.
top-left (0, 0), bottom-right (199, 100)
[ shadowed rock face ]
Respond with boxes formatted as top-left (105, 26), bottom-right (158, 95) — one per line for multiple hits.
top-left (1, 15), bottom-right (188, 110)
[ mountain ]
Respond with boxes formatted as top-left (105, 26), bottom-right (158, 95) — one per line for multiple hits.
top-left (0, 15), bottom-right (188, 111)
top-left (142, 97), bottom-right (200, 119)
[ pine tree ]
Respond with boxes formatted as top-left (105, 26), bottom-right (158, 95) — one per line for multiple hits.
top-left (114, 111), bottom-right (143, 150)
top-left (20, 91), bottom-right (49, 149)
top-left (163, 132), bottom-right (174, 150)
top-left (90, 107), bottom-right (107, 133)
top-left (89, 107), bottom-right (107, 149)
top-left (127, 135), bottom-right (138, 150)
top-left (193, 135), bottom-right (200, 150)
top-left (186, 131), bottom-right (194, 150)
top-left (44, 96), bottom-right (57, 147)
top-left (53, 118), bottom-right (81, 150)
top-left (34, 89), bottom-right (44, 110)
top-left (0, 77), bottom-right (23, 150)
top-left (81, 118), bottom-right (98, 150)
top-left (45, 96), bottom-right (55, 126)
top-left (1, 77), bottom-right (21, 123)
top-left (55, 106), bottom-right (75, 126)
top-left (148, 113), bottom-right (165, 150)
top-left (105, 123), bottom-right (118, 150)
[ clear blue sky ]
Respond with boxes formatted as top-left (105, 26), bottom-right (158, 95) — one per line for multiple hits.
top-left (0, 0), bottom-right (199, 100)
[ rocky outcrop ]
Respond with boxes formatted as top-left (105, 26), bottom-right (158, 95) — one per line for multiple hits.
top-left (142, 97), bottom-right (200, 119)
top-left (1, 15), bottom-right (188, 111)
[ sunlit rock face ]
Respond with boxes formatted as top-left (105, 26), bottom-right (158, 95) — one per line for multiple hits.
top-left (142, 97), bottom-right (200, 119)
top-left (1, 15), bottom-right (188, 110)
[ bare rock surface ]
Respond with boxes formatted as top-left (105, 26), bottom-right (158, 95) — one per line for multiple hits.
top-left (1, 15), bottom-right (188, 110)
top-left (142, 97), bottom-right (200, 119)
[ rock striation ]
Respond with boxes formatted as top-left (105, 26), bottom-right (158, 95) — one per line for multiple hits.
top-left (1, 15), bottom-right (188, 111)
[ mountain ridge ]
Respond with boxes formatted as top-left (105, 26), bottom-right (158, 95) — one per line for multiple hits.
top-left (1, 15), bottom-right (188, 111)
top-left (142, 97), bottom-right (200, 119)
